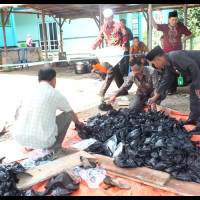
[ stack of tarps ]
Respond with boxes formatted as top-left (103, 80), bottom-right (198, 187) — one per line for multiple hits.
top-left (76, 108), bottom-right (200, 184)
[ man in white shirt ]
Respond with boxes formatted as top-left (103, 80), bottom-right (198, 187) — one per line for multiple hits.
top-left (12, 67), bottom-right (84, 152)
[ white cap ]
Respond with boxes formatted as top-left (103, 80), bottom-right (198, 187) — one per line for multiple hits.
top-left (103, 8), bottom-right (113, 18)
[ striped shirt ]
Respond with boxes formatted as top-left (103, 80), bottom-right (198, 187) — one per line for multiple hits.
top-left (12, 82), bottom-right (72, 149)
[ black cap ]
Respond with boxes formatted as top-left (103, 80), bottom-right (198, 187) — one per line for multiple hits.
top-left (146, 45), bottom-right (164, 61)
top-left (168, 11), bottom-right (178, 18)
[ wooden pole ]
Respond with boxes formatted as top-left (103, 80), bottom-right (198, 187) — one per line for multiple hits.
top-left (59, 17), bottom-right (64, 53)
top-left (1, 9), bottom-right (7, 57)
top-left (99, 4), bottom-right (104, 48)
top-left (148, 4), bottom-right (152, 51)
top-left (41, 8), bottom-right (48, 60)
top-left (52, 15), bottom-right (65, 52)
top-left (183, 4), bottom-right (187, 50)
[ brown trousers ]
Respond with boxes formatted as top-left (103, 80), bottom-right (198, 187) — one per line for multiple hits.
top-left (48, 111), bottom-right (72, 150)
top-left (100, 62), bottom-right (124, 96)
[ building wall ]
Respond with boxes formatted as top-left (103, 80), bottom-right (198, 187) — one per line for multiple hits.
top-left (14, 13), bottom-right (135, 54)
top-left (62, 18), bottom-right (99, 54)
top-left (1, 10), bottom-right (174, 53)
top-left (14, 13), bottom-right (56, 47)
top-left (13, 11), bottom-right (172, 55)
top-left (0, 13), bottom-right (17, 47)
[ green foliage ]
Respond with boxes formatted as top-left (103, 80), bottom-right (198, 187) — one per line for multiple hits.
top-left (177, 8), bottom-right (200, 37)
top-left (177, 8), bottom-right (200, 49)
top-left (142, 30), bottom-right (147, 44)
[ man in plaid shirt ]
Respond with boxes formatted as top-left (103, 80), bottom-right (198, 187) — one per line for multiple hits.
top-left (12, 67), bottom-right (84, 152)
top-left (108, 57), bottom-right (165, 110)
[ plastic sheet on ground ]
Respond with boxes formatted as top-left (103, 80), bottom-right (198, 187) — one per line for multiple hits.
top-left (73, 138), bottom-right (97, 151)
top-left (73, 166), bottom-right (106, 188)
top-left (27, 106), bottom-right (200, 196)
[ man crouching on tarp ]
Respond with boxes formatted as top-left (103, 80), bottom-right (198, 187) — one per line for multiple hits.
top-left (146, 45), bottom-right (200, 135)
top-left (108, 57), bottom-right (166, 110)
top-left (12, 67), bottom-right (84, 152)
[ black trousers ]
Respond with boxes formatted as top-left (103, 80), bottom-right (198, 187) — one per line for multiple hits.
top-left (100, 62), bottom-right (124, 96)
top-left (119, 50), bottom-right (129, 76)
top-left (189, 83), bottom-right (200, 127)
top-left (168, 73), bottom-right (179, 93)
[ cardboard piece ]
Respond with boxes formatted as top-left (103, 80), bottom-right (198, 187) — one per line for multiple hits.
top-left (117, 100), bottom-right (130, 106)
top-left (95, 46), bottom-right (124, 67)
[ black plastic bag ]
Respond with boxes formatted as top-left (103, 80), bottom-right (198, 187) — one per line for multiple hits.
top-left (98, 102), bottom-right (113, 111)
top-left (35, 173), bottom-right (79, 196)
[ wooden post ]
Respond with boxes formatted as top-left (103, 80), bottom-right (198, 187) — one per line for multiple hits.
top-left (148, 4), bottom-right (152, 51)
top-left (41, 8), bottom-right (48, 60)
top-left (59, 17), bottom-right (64, 53)
top-left (1, 9), bottom-right (7, 57)
top-left (140, 6), bottom-right (148, 48)
top-left (183, 4), bottom-right (188, 50)
top-left (52, 15), bottom-right (65, 53)
top-left (99, 4), bottom-right (104, 48)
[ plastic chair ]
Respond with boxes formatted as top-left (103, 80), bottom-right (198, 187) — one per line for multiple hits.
top-left (17, 48), bottom-right (29, 70)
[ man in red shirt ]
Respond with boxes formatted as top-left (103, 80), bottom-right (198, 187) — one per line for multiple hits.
top-left (149, 10), bottom-right (192, 95)
top-left (92, 8), bottom-right (128, 98)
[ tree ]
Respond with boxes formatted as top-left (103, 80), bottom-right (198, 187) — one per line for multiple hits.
top-left (177, 7), bottom-right (200, 50)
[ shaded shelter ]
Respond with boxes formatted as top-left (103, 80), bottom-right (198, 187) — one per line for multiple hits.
top-left (0, 4), bottom-right (199, 63)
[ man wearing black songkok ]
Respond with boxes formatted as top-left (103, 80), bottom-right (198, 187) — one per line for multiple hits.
top-left (146, 45), bottom-right (200, 134)
top-left (148, 9), bottom-right (192, 95)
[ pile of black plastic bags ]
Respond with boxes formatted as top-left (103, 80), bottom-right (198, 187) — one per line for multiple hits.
top-left (77, 108), bottom-right (200, 183)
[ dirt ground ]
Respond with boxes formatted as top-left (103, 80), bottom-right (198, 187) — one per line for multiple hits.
top-left (0, 64), bottom-right (191, 142)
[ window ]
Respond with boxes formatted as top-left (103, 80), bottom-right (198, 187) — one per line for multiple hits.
top-left (132, 17), bottom-right (139, 37)
top-left (38, 22), bottom-right (59, 51)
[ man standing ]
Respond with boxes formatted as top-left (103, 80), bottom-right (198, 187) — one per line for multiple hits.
top-left (26, 34), bottom-right (32, 47)
top-left (108, 57), bottom-right (164, 110)
top-left (119, 19), bottom-right (133, 76)
top-left (146, 45), bottom-right (200, 134)
top-left (12, 67), bottom-right (84, 152)
top-left (129, 37), bottom-right (149, 65)
top-left (92, 8), bottom-right (128, 98)
top-left (149, 10), bottom-right (192, 95)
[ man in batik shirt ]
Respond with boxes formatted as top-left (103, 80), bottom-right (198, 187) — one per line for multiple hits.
top-left (108, 57), bottom-right (164, 110)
